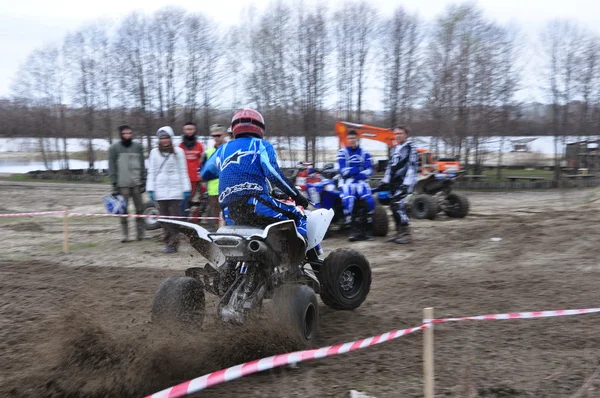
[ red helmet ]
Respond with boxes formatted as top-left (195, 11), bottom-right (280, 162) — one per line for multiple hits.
top-left (231, 108), bottom-right (265, 139)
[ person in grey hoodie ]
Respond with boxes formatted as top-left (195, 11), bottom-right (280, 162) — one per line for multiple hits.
top-left (108, 124), bottom-right (147, 242)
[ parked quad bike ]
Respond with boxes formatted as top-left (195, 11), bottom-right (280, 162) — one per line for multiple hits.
top-left (401, 173), bottom-right (470, 220)
top-left (142, 184), bottom-right (210, 231)
top-left (294, 162), bottom-right (389, 237)
top-left (151, 194), bottom-right (372, 345)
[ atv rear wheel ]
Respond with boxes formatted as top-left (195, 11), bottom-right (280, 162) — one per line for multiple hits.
top-left (319, 248), bottom-right (371, 310)
top-left (411, 194), bottom-right (438, 220)
top-left (142, 201), bottom-right (162, 230)
top-left (372, 206), bottom-right (389, 237)
top-left (273, 284), bottom-right (318, 346)
top-left (444, 193), bottom-right (469, 218)
top-left (151, 276), bottom-right (205, 327)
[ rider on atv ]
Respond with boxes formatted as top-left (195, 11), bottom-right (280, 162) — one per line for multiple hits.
top-left (337, 129), bottom-right (376, 241)
top-left (200, 108), bottom-right (310, 240)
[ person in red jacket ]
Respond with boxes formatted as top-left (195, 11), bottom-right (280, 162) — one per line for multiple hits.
top-left (179, 121), bottom-right (204, 215)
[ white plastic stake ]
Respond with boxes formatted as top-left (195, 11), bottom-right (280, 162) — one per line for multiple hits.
top-left (63, 209), bottom-right (69, 254)
top-left (423, 307), bottom-right (434, 398)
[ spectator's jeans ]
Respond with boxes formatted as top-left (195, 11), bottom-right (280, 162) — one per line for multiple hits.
top-left (180, 181), bottom-right (201, 216)
top-left (208, 195), bottom-right (220, 229)
top-left (158, 200), bottom-right (181, 250)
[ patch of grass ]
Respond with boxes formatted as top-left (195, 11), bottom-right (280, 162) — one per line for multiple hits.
top-left (484, 168), bottom-right (554, 176)
top-left (3, 174), bottom-right (28, 181)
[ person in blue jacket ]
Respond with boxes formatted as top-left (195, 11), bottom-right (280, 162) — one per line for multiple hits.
top-left (200, 108), bottom-right (310, 240)
top-left (337, 130), bottom-right (375, 241)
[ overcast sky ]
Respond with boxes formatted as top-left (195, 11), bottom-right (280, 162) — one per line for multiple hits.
top-left (2, 0), bottom-right (600, 104)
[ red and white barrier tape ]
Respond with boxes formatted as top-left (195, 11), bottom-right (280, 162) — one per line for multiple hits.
top-left (146, 306), bottom-right (600, 398)
top-left (0, 211), bottom-right (65, 217)
top-left (426, 307), bottom-right (600, 324)
top-left (68, 212), bottom-right (221, 220)
top-left (145, 324), bottom-right (428, 398)
top-left (0, 211), bottom-right (220, 220)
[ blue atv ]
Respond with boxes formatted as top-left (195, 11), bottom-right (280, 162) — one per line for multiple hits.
top-left (295, 163), bottom-right (389, 237)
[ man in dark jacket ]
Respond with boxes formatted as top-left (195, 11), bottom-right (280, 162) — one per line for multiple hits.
top-left (108, 125), bottom-right (147, 242)
top-left (377, 126), bottom-right (419, 244)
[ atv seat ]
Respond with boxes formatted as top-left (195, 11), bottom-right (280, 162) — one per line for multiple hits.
top-left (215, 225), bottom-right (265, 237)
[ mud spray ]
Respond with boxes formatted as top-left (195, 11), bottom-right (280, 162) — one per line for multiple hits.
top-left (7, 309), bottom-right (304, 398)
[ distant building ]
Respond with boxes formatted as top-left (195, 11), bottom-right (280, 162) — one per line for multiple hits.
top-left (565, 140), bottom-right (600, 171)
top-left (510, 138), bottom-right (537, 152)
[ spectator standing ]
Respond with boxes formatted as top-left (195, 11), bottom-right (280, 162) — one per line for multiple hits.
top-left (108, 124), bottom-right (147, 242)
top-left (146, 127), bottom-right (191, 253)
top-left (202, 124), bottom-right (227, 230)
top-left (178, 121), bottom-right (204, 216)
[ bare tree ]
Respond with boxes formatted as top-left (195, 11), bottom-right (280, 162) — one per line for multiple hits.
top-left (425, 3), bottom-right (506, 170)
top-left (224, 26), bottom-right (244, 112)
top-left (183, 13), bottom-right (209, 123)
top-left (380, 6), bottom-right (422, 127)
top-left (495, 27), bottom-right (521, 179)
top-left (333, 1), bottom-right (377, 122)
top-left (96, 20), bottom-right (116, 144)
top-left (64, 23), bottom-right (113, 169)
top-left (11, 44), bottom-right (68, 169)
top-left (293, 3), bottom-right (329, 162)
top-left (575, 33), bottom-right (599, 143)
top-left (150, 7), bottom-right (186, 126)
top-left (245, 2), bottom-right (295, 139)
top-left (541, 20), bottom-right (585, 180)
top-left (113, 12), bottom-right (154, 149)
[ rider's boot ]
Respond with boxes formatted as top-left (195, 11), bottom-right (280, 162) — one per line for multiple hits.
top-left (391, 224), bottom-right (411, 244)
top-left (348, 220), bottom-right (365, 242)
top-left (343, 214), bottom-right (352, 231)
top-left (363, 214), bottom-right (374, 241)
top-left (120, 218), bottom-right (130, 243)
top-left (348, 228), bottom-right (361, 242)
top-left (135, 217), bottom-right (145, 241)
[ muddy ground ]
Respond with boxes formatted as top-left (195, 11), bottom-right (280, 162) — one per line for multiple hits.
top-left (1, 180), bottom-right (600, 397)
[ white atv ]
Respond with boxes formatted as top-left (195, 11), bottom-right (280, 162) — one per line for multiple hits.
top-left (151, 194), bottom-right (372, 345)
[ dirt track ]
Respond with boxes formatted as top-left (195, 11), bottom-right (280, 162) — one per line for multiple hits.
top-left (1, 180), bottom-right (600, 397)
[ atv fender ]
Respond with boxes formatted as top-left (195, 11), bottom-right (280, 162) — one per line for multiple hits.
top-left (306, 208), bottom-right (334, 251)
top-left (158, 219), bottom-right (227, 268)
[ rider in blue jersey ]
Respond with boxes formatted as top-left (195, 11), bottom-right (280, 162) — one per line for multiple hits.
top-left (200, 108), bottom-right (310, 239)
top-left (337, 130), bottom-right (376, 241)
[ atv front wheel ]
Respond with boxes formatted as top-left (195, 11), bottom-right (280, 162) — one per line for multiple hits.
top-left (444, 193), bottom-right (470, 218)
top-left (319, 248), bottom-right (371, 310)
top-left (142, 201), bottom-right (162, 230)
top-left (410, 194), bottom-right (438, 220)
top-left (273, 284), bottom-right (318, 346)
top-left (151, 276), bottom-right (205, 327)
top-left (371, 206), bottom-right (389, 237)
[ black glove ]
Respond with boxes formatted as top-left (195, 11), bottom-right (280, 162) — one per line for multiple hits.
top-left (295, 192), bottom-right (310, 208)
top-left (391, 184), bottom-right (409, 200)
top-left (373, 181), bottom-right (390, 193)
top-left (112, 183), bottom-right (120, 196)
